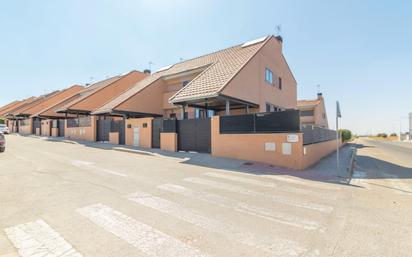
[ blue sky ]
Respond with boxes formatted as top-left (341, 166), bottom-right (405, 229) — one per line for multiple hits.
top-left (1, 0), bottom-right (411, 134)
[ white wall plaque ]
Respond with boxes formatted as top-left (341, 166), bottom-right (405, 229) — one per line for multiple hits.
top-left (287, 134), bottom-right (299, 143)
top-left (282, 143), bottom-right (292, 155)
top-left (264, 142), bottom-right (276, 151)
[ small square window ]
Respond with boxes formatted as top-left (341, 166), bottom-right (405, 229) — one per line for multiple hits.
top-left (182, 81), bottom-right (189, 87)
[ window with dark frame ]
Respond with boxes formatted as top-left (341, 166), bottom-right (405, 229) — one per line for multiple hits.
top-left (265, 68), bottom-right (273, 84)
top-left (278, 77), bottom-right (282, 89)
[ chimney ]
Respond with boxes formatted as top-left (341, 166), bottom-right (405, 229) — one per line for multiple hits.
top-left (317, 92), bottom-right (323, 99)
top-left (275, 35), bottom-right (283, 44)
top-left (143, 69), bottom-right (151, 75)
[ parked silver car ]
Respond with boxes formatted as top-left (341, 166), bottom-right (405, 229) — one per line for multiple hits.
top-left (0, 133), bottom-right (5, 152)
top-left (0, 124), bottom-right (9, 134)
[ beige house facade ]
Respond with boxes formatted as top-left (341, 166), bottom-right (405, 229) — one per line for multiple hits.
top-left (298, 93), bottom-right (329, 128)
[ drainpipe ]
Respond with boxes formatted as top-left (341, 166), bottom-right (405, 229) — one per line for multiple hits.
top-left (225, 100), bottom-right (230, 116)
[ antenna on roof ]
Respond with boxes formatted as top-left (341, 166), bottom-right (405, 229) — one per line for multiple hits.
top-left (149, 61), bottom-right (155, 71)
top-left (317, 84), bottom-right (321, 94)
top-left (275, 24), bottom-right (282, 36)
top-left (179, 57), bottom-right (184, 62)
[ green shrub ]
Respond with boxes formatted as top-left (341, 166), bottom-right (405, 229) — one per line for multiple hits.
top-left (390, 133), bottom-right (397, 137)
top-left (339, 129), bottom-right (352, 142)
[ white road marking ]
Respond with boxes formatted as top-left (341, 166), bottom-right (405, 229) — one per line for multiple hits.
top-left (204, 172), bottom-right (337, 199)
top-left (184, 177), bottom-right (333, 213)
top-left (77, 204), bottom-right (208, 257)
top-left (4, 219), bottom-right (82, 257)
top-left (158, 183), bottom-right (322, 231)
top-left (259, 174), bottom-right (339, 191)
top-left (127, 191), bottom-right (307, 256)
top-left (71, 160), bottom-right (127, 177)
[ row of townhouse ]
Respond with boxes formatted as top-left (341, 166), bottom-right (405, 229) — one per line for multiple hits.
top-left (0, 35), bottom-right (338, 170)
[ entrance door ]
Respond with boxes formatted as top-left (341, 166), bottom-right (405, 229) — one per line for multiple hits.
top-left (152, 118), bottom-right (162, 148)
top-left (96, 120), bottom-right (110, 142)
top-left (133, 127), bottom-right (140, 147)
top-left (58, 120), bottom-right (65, 137)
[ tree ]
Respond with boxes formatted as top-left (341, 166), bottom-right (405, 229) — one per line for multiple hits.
top-left (339, 129), bottom-right (352, 142)
top-left (390, 133), bottom-right (397, 137)
top-left (0, 118), bottom-right (4, 124)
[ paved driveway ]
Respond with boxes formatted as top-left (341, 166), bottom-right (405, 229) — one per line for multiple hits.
top-left (0, 135), bottom-right (410, 256)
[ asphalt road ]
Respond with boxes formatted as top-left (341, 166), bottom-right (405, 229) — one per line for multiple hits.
top-left (0, 135), bottom-right (410, 257)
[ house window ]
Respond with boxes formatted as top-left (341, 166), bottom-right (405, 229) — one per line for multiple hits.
top-left (207, 110), bottom-right (215, 117)
top-left (266, 103), bottom-right (271, 112)
top-left (265, 68), bottom-right (273, 84)
top-left (278, 77), bottom-right (282, 89)
top-left (195, 108), bottom-right (200, 119)
top-left (300, 110), bottom-right (315, 116)
top-left (182, 80), bottom-right (189, 87)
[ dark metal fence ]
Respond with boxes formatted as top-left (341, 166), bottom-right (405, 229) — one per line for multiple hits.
top-left (67, 117), bottom-right (91, 128)
top-left (110, 120), bottom-right (122, 132)
top-left (219, 110), bottom-right (300, 134)
top-left (302, 125), bottom-right (337, 145)
top-left (162, 119), bottom-right (177, 133)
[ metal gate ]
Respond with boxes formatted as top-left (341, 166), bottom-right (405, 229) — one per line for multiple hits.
top-left (58, 120), bottom-right (65, 137)
top-left (96, 120), bottom-right (111, 142)
top-left (33, 118), bottom-right (41, 134)
top-left (152, 118), bottom-right (162, 148)
top-left (110, 120), bottom-right (125, 145)
top-left (177, 118), bottom-right (211, 153)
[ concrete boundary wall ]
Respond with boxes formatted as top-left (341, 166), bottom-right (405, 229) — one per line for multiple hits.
top-left (65, 116), bottom-right (97, 142)
top-left (19, 119), bottom-right (32, 135)
top-left (125, 118), bottom-right (153, 148)
top-left (211, 116), bottom-right (341, 170)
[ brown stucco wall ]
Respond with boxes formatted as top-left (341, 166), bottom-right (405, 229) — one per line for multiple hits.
top-left (222, 37), bottom-right (297, 111)
top-left (125, 118), bottom-right (153, 148)
top-left (301, 140), bottom-right (343, 169)
top-left (65, 116), bottom-right (97, 141)
top-left (109, 132), bottom-right (119, 145)
top-left (51, 128), bottom-right (59, 137)
top-left (160, 133), bottom-right (177, 152)
top-left (211, 116), bottom-right (340, 170)
top-left (71, 71), bottom-right (146, 112)
top-left (116, 79), bottom-right (166, 115)
top-left (211, 116), bottom-right (303, 169)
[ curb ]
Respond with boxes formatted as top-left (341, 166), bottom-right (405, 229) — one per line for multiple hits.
top-left (346, 146), bottom-right (357, 184)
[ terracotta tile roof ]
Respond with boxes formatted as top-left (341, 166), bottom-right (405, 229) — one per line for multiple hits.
top-left (31, 85), bottom-right (85, 118)
top-left (56, 75), bottom-right (122, 113)
top-left (0, 97), bottom-right (37, 116)
top-left (92, 36), bottom-right (271, 115)
top-left (12, 91), bottom-right (61, 116)
top-left (297, 99), bottom-right (321, 108)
